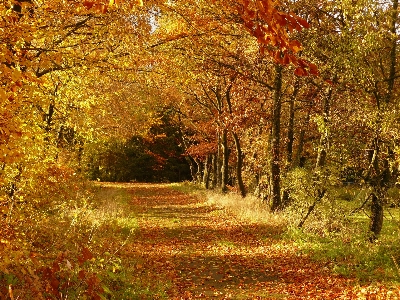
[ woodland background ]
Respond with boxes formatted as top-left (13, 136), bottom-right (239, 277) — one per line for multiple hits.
top-left (1, 0), bottom-right (400, 298)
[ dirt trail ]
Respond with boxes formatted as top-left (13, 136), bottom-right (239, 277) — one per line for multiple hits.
top-left (106, 183), bottom-right (372, 299)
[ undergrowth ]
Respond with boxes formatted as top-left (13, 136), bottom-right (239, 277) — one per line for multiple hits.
top-left (0, 179), bottom-right (167, 299)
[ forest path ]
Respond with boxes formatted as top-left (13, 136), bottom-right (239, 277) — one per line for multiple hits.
top-left (101, 183), bottom-right (357, 299)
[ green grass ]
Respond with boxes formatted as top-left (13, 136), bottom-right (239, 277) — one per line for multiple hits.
top-left (168, 181), bottom-right (205, 194)
top-left (284, 199), bottom-right (400, 286)
top-left (217, 240), bottom-right (237, 249)
top-left (288, 228), bottom-right (400, 284)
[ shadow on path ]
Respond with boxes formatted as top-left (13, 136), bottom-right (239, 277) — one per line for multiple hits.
top-left (103, 183), bottom-right (363, 299)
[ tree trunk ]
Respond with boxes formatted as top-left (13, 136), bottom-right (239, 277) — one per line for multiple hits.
top-left (211, 153), bottom-right (217, 189)
top-left (194, 157), bottom-right (203, 184)
top-left (6, 165), bottom-right (22, 225)
top-left (286, 84), bottom-right (297, 166)
top-left (293, 129), bottom-right (305, 168)
top-left (386, 0), bottom-right (398, 104)
top-left (223, 77), bottom-right (244, 196)
top-left (186, 156), bottom-right (197, 182)
top-left (76, 140), bottom-right (84, 173)
top-left (298, 189), bottom-right (326, 228)
top-left (45, 102), bottom-right (55, 133)
top-left (282, 81), bottom-right (298, 206)
top-left (369, 191), bottom-right (384, 242)
top-left (221, 129), bottom-right (229, 193)
top-left (232, 132), bottom-right (246, 197)
top-left (216, 133), bottom-right (222, 188)
top-left (270, 64), bottom-right (283, 211)
top-left (367, 0), bottom-right (398, 240)
top-left (202, 155), bottom-right (211, 189)
top-left (366, 140), bottom-right (391, 241)
top-left (294, 112), bottom-right (310, 168)
top-left (315, 87), bottom-right (331, 169)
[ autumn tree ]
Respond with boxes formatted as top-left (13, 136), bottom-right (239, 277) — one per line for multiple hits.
top-left (331, 0), bottom-right (400, 240)
top-left (146, 0), bottom-right (315, 203)
top-left (279, 0), bottom-right (400, 238)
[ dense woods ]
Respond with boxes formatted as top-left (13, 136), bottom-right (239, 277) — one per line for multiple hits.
top-left (1, 0), bottom-right (400, 298)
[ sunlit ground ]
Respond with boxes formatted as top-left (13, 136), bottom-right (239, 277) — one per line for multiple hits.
top-left (94, 182), bottom-right (400, 299)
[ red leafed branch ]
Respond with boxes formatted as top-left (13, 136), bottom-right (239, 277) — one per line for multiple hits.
top-left (237, 0), bottom-right (317, 76)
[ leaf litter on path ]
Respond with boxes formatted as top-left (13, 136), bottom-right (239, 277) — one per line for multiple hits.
top-left (106, 183), bottom-right (400, 299)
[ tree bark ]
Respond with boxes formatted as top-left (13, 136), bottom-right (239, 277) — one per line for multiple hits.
top-left (294, 112), bottom-right (310, 168)
top-left (221, 129), bottom-right (229, 193)
top-left (286, 85), bottom-right (297, 166)
top-left (186, 156), bottom-right (197, 183)
top-left (369, 191), bottom-right (384, 242)
top-left (232, 132), bottom-right (246, 197)
top-left (216, 133), bottom-right (222, 188)
top-left (270, 64), bottom-right (283, 211)
top-left (211, 153), bottom-right (217, 189)
top-left (202, 155), bottom-right (211, 189)
top-left (315, 87), bottom-right (331, 169)
top-left (282, 80), bottom-right (299, 206)
top-left (194, 157), bottom-right (203, 184)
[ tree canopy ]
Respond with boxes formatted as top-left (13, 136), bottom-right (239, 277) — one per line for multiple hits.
top-left (1, 0), bottom-right (400, 297)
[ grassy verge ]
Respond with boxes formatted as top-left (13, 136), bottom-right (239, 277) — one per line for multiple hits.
top-left (1, 182), bottom-right (172, 299)
top-left (286, 185), bottom-right (400, 286)
top-left (286, 209), bottom-right (400, 286)
top-left (58, 183), bottom-right (171, 299)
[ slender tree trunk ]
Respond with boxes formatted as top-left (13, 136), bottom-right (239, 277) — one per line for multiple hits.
top-left (223, 77), bottom-right (244, 196)
top-left (216, 133), bottom-right (222, 188)
top-left (294, 112), bottom-right (310, 168)
top-left (211, 153), bottom-right (217, 189)
top-left (44, 84), bottom-right (59, 145)
top-left (282, 81), bottom-right (299, 206)
top-left (232, 132), bottom-right (246, 197)
top-left (386, 0), bottom-right (398, 104)
top-left (6, 165), bottom-right (22, 224)
top-left (76, 140), bottom-right (84, 173)
top-left (367, 137), bottom-right (392, 241)
top-left (44, 101), bottom-right (55, 146)
top-left (270, 64), bottom-right (283, 211)
top-left (202, 155), bottom-right (211, 189)
top-left (366, 139), bottom-right (384, 241)
top-left (45, 102), bottom-right (55, 133)
top-left (286, 96), bottom-right (295, 166)
top-left (315, 88), bottom-right (331, 169)
top-left (298, 189), bottom-right (326, 228)
top-left (194, 157), bottom-right (203, 184)
top-left (186, 156), bottom-right (197, 182)
top-left (221, 129), bottom-right (229, 193)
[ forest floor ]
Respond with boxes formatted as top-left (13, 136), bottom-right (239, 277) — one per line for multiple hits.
top-left (97, 182), bottom-right (399, 299)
